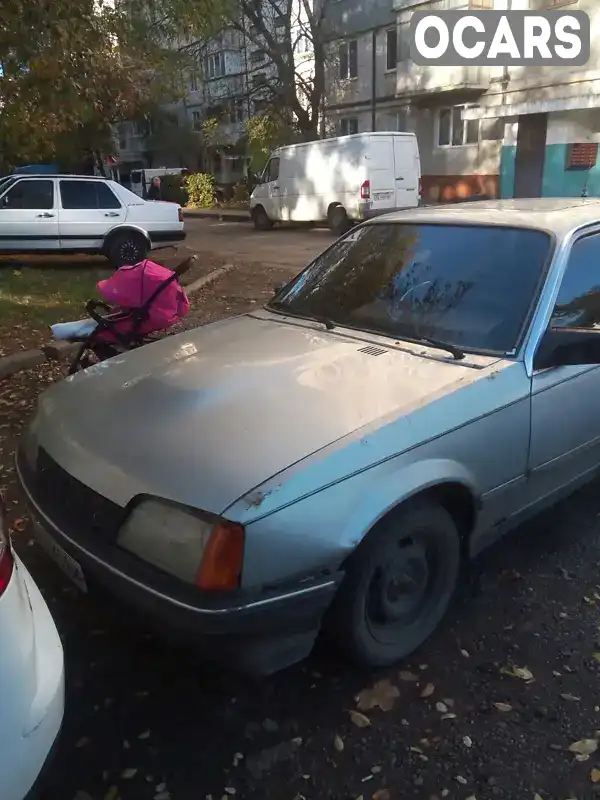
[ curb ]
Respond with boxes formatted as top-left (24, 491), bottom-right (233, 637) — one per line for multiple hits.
top-left (183, 209), bottom-right (250, 222)
top-left (0, 263), bottom-right (236, 382)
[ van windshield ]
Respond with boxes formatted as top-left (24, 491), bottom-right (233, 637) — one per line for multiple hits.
top-left (130, 171), bottom-right (142, 183)
top-left (268, 222), bottom-right (552, 355)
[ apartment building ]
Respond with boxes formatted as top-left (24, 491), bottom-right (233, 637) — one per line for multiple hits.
top-left (463, 0), bottom-right (600, 199)
top-left (114, 0), bottom-right (315, 184)
top-left (325, 0), bottom-right (600, 201)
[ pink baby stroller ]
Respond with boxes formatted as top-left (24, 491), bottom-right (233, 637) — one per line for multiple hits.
top-left (54, 256), bottom-right (194, 374)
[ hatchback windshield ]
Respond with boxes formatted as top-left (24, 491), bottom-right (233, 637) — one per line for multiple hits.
top-left (269, 223), bottom-right (552, 354)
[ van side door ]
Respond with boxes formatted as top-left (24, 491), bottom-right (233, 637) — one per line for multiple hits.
top-left (262, 157), bottom-right (282, 220)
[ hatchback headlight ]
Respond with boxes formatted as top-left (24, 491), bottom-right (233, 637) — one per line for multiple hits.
top-left (117, 498), bottom-right (244, 590)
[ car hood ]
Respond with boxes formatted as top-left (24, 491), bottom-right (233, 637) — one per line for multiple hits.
top-left (32, 313), bottom-right (498, 515)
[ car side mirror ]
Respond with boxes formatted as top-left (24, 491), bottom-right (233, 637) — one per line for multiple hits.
top-left (273, 283), bottom-right (283, 296)
top-left (533, 327), bottom-right (600, 371)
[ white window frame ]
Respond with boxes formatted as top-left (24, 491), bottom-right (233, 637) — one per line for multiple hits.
top-left (386, 27), bottom-right (398, 72)
top-left (436, 104), bottom-right (481, 148)
top-left (340, 117), bottom-right (359, 136)
top-left (205, 51), bottom-right (226, 79)
top-left (339, 39), bottom-right (358, 80)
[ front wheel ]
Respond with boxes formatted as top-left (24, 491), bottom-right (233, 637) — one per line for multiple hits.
top-left (252, 205), bottom-right (274, 231)
top-left (106, 231), bottom-right (148, 269)
top-left (325, 500), bottom-right (461, 668)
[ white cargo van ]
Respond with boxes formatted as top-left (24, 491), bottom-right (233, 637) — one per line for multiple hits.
top-left (249, 131), bottom-right (421, 234)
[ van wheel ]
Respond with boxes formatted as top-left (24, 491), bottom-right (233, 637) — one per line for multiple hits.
top-left (327, 205), bottom-right (351, 236)
top-left (252, 206), bottom-right (274, 231)
top-left (107, 231), bottom-right (148, 269)
top-left (324, 500), bottom-right (460, 668)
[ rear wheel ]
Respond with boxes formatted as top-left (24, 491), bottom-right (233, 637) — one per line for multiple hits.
top-left (327, 204), bottom-right (351, 236)
top-left (106, 231), bottom-right (148, 269)
top-left (252, 205), bottom-right (274, 231)
top-left (325, 500), bottom-right (461, 667)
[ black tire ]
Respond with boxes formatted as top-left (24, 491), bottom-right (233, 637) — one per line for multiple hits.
top-left (106, 231), bottom-right (148, 269)
top-left (325, 500), bottom-right (460, 668)
top-left (327, 204), bottom-right (351, 236)
top-left (252, 205), bottom-right (274, 231)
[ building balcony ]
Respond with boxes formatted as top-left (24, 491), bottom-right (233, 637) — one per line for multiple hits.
top-left (396, 61), bottom-right (490, 103)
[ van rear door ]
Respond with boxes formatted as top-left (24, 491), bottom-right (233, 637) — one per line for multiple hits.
top-left (393, 136), bottom-right (419, 209)
top-left (364, 137), bottom-right (395, 214)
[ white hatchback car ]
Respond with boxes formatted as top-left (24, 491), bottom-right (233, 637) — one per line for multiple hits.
top-left (0, 174), bottom-right (186, 267)
top-left (0, 496), bottom-right (64, 800)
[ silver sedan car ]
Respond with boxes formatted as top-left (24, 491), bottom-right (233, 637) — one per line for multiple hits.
top-left (16, 199), bottom-right (600, 676)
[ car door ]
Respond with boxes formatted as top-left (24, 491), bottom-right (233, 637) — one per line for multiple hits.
top-left (528, 230), bottom-right (600, 501)
top-left (58, 180), bottom-right (126, 251)
top-left (262, 157), bottom-right (282, 220)
top-left (0, 179), bottom-right (58, 251)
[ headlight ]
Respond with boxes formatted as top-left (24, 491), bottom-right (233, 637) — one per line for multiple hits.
top-left (117, 498), bottom-right (244, 590)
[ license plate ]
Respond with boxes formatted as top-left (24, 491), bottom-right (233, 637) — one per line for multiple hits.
top-left (374, 191), bottom-right (393, 201)
top-left (33, 520), bottom-right (87, 593)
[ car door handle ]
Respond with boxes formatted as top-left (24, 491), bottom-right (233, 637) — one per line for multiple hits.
top-left (396, 177), bottom-right (404, 181)
top-left (104, 212), bottom-right (120, 217)
top-left (37, 212), bottom-right (55, 218)
top-left (272, 185), bottom-right (280, 190)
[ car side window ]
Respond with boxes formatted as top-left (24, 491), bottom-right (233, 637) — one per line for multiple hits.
top-left (1, 180), bottom-right (54, 210)
top-left (266, 158), bottom-right (280, 182)
top-left (60, 180), bottom-right (121, 210)
top-left (550, 234), bottom-right (600, 330)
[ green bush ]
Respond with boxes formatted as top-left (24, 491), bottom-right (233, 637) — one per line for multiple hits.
top-left (184, 172), bottom-right (214, 208)
top-left (160, 174), bottom-right (188, 206)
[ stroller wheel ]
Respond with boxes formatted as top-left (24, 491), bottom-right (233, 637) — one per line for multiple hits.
top-left (107, 231), bottom-right (148, 269)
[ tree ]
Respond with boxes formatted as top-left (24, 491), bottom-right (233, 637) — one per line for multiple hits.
top-left (144, 111), bottom-right (203, 167)
top-left (146, 0), bottom-right (329, 141)
top-left (0, 0), bottom-right (184, 170)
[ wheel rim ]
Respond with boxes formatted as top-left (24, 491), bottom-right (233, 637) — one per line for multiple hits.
top-left (364, 531), bottom-right (442, 645)
top-left (118, 238), bottom-right (142, 265)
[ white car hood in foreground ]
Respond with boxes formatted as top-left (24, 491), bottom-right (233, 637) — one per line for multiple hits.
top-left (31, 313), bottom-right (500, 514)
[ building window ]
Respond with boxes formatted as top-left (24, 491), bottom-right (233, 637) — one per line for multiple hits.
top-left (339, 40), bottom-right (358, 80)
top-left (398, 20), bottom-right (412, 61)
top-left (250, 49), bottom-right (265, 63)
top-left (386, 28), bottom-right (397, 71)
top-left (437, 106), bottom-right (503, 146)
top-left (469, 0), bottom-right (493, 7)
top-left (274, 13), bottom-right (286, 28)
top-left (397, 108), bottom-right (409, 132)
top-left (340, 117), bottom-right (359, 136)
top-left (297, 35), bottom-right (310, 54)
top-left (191, 110), bottom-right (202, 131)
top-left (205, 52), bottom-right (225, 79)
top-left (252, 72), bottom-right (267, 87)
top-left (189, 71), bottom-right (199, 92)
top-left (437, 105), bottom-right (478, 147)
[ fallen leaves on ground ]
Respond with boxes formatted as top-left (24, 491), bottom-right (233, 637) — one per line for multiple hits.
top-left (349, 710), bottom-right (371, 728)
top-left (420, 683), bottom-right (435, 698)
top-left (398, 670), bottom-right (419, 682)
top-left (334, 734), bottom-right (344, 752)
top-left (356, 679), bottom-right (400, 712)
top-left (568, 738), bottom-right (598, 756)
top-left (501, 665), bottom-right (535, 682)
top-left (493, 702), bottom-right (513, 712)
top-left (372, 790), bottom-right (390, 800)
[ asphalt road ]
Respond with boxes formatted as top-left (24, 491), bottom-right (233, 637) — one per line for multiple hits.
top-left (182, 218), bottom-right (333, 271)
top-left (3, 246), bottom-right (600, 800)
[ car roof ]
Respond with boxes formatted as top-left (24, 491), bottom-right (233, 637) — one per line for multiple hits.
top-left (10, 174), bottom-right (111, 181)
top-left (370, 198), bottom-right (600, 237)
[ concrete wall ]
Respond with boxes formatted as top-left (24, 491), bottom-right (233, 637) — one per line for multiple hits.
top-left (500, 111), bottom-right (600, 199)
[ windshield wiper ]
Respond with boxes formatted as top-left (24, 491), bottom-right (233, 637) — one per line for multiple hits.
top-left (269, 302), bottom-right (336, 330)
top-left (414, 337), bottom-right (465, 360)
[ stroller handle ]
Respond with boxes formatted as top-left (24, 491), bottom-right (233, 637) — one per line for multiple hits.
top-left (173, 254), bottom-right (197, 277)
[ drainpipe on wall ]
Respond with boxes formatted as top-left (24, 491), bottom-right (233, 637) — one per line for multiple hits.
top-left (371, 29), bottom-right (377, 131)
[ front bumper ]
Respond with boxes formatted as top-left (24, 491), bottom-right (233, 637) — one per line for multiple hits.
top-left (16, 449), bottom-right (341, 676)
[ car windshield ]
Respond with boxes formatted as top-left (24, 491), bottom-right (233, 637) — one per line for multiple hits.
top-left (268, 222), bottom-right (552, 354)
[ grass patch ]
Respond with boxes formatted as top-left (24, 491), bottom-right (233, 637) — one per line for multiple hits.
top-left (0, 263), bottom-right (111, 357)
